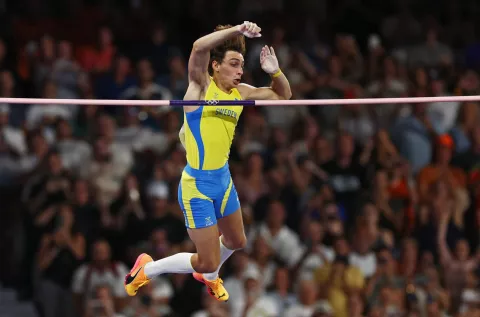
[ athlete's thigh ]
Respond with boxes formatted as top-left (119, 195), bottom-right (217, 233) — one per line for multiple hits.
top-left (213, 176), bottom-right (241, 220)
top-left (187, 225), bottom-right (220, 265)
top-left (217, 207), bottom-right (246, 246)
top-left (178, 171), bottom-right (217, 229)
top-left (215, 181), bottom-right (246, 247)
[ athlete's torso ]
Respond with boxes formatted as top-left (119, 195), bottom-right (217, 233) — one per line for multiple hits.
top-left (183, 79), bottom-right (243, 170)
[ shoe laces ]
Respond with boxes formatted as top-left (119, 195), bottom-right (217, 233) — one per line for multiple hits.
top-left (207, 277), bottom-right (224, 289)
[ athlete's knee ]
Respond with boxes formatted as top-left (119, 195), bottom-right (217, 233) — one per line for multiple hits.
top-left (195, 256), bottom-right (220, 273)
top-left (223, 233), bottom-right (247, 250)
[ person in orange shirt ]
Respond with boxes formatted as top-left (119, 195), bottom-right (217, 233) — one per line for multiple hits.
top-left (417, 134), bottom-right (466, 202)
top-left (78, 27), bottom-right (116, 73)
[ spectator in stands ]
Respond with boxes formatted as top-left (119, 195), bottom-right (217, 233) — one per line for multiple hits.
top-left (0, 103), bottom-right (26, 157)
top-left (315, 248), bottom-right (365, 317)
top-left (32, 35), bottom-right (56, 95)
top-left (52, 40), bottom-right (82, 100)
top-left (0, 70), bottom-right (20, 101)
top-left (95, 55), bottom-right (136, 100)
top-left (26, 81), bottom-right (72, 143)
top-left (417, 134), bottom-right (467, 201)
top-left (84, 285), bottom-right (125, 317)
top-left (322, 133), bottom-right (368, 219)
top-left (55, 119), bottom-right (92, 175)
top-left (265, 266), bottom-right (296, 312)
top-left (350, 228), bottom-right (377, 278)
top-left (450, 102), bottom-right (479, 155)
top-left (114, 107), bottom-right (156, 153)
top-left (298, 221), bottom-right (335, 281)
top-left (166, 55), bottom-right (188, 100)
top-left (235, 152), bottom-right (269, 206)
top-left (248, 236), bottom-right (276, 290)
top-left (337, 104), bottom-right (375, 145)
top-left (348, 295), bottom-right (365, 317)
top-left (72, 239), bottom-right (129, 316)
top-left (36, 204), bottom-right (85, 317)
top-left (242, 267), bottom-right (279, 317)
top-left (145, 24), bottom-right (178, 78)
top-left (438, 206), bottom-right (479, 311)
top-left (366, 247), bottom-right (404, 309)
top-left (391, 103), bottom-right (435, 174)
top-left (120, 58), bottom-right (172, 103)
top-left (74, 104), bottom-right (101, 140)
top-left (143, 180), bottom-right (186, 245)
top-left (80, 26), bottom-right (116, 74)
top-left (223, 251), bottom-right (251, 317)
top-left (250, 200), bottom-right (306, 268)
top-left (408, 28), bottom-right (453, 68)
top-left (71, 179), bottom-right (101, 246)
top-left (191, 289), bottom-right (229, 317)
top-left (283, 279), bottom-right (318, 317)
top-left (23, 150), bottom-right (71, 213)
top-left (81, 136), bottom-right (129, 207)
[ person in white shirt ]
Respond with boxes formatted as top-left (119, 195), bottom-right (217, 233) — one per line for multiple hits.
top-left (248, 236), bottom-right (277, 290)
top-left (265, 267), bottom-right (297, 313)
top-left (243, 267), bottom-right (280, 317)
top-left (223, 251), bottom-right (251, 317)
top-left (298, 221), bottom-right (335, 281)
top-left (26, 81), bottom-right (74, 135)
top-left (84, 285), bottom-right (126, 317)
top-left (55, 119), bottom-right (92, 176)
top-left (349, 229), bottom-right (377, 278)
top-left (72, 240), bottom-right (129, 315)
top-left (249, 200), bottom-right (306, 268)
top-left (283, 279), bottom-right (318, 317)
top-left (427, 77), bottom-right (460, 134)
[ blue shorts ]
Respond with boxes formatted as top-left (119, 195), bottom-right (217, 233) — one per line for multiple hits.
top-left (178, 163), bottom-right (240, 229)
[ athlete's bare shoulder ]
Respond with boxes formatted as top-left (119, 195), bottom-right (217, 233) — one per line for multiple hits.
top-left (236, 83), bottom-right (255, 99)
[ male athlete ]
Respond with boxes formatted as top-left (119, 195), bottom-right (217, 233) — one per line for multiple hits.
top-left (124, 21), bottom-right (292, 301)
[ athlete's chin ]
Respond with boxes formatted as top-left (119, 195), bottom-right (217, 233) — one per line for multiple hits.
top-left (233, 79), bottom-right (241, 86)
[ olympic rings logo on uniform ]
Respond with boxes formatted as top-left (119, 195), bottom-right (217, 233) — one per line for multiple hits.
top-left (205, 100), bottom-right (219, 105)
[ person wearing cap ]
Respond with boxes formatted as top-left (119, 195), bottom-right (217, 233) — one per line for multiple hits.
top-left (417, 133), bottom-right (466, 202)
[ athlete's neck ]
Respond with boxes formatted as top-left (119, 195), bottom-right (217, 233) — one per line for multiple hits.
top-left (212, 77), bottom-right (233, 94)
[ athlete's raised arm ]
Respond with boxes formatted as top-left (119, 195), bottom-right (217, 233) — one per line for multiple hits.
top-left (188, 21), bottom-right (261, 88)
top-left (238, 46), bottom-right (292, 100)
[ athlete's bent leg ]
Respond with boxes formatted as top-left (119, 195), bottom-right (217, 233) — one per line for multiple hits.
top-left (142, 225), bottom-right (220, 277)
top-left (218, 208), bottom-right (247, 249)
top-left (203, 208), bottom-right (247, 281)
top-left (187, 225), bottom-right (221, 273)
top-left (125, 225), bottom-right (222, 297)
top-left (188, 224), bottom-right (230, 301)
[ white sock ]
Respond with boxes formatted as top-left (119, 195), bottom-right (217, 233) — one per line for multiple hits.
top-left (203, 237), bottom-right (236, 281)
top-left (144, 253), bottom-right (195, 278)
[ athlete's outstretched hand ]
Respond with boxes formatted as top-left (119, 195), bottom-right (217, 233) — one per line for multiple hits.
top-left (237, 21), bottom-right (261, 38)
top-left (260, 45), bottom-right (280, 75)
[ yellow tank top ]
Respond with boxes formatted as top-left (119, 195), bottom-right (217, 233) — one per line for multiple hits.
top-left (183, 79), bottom-right (243, 170)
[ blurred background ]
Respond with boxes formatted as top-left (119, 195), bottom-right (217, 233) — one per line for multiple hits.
top-left (0, 0), bottom-right (480, 316)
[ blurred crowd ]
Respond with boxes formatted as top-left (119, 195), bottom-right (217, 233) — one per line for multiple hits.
top-left (1, 0), bottom-right (480, 317)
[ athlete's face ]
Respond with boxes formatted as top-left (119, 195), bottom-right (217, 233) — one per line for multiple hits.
top-left (214, 50), bottom-right (244, 88)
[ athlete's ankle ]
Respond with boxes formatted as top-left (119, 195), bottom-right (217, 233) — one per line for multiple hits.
top-left (203, 272), bottom-right (219, 281)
